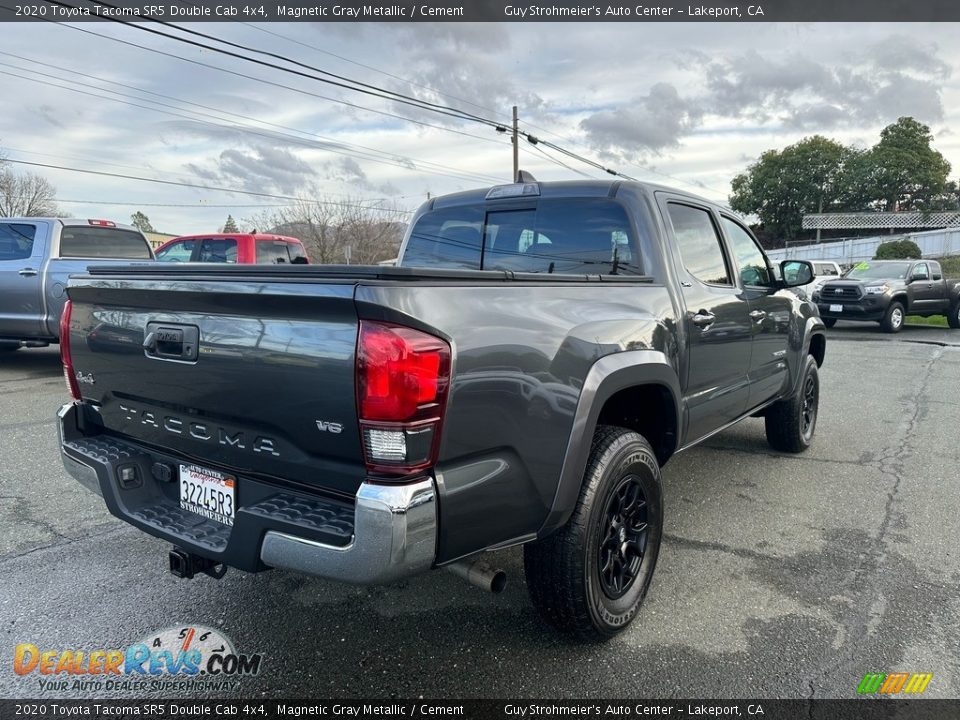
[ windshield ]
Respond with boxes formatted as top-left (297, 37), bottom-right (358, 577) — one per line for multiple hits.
top-left (846, 262), bottom-right (910, 280)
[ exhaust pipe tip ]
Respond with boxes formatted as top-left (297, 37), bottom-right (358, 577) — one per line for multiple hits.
top-left (446, 557), bottom-right (507, 594)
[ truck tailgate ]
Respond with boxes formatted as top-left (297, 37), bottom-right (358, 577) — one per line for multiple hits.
top-left (67, 274), bottom-right (364, 497)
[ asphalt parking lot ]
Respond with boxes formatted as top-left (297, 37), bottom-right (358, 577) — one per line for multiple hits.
top-left (2, 323), bottom-right (959, 700)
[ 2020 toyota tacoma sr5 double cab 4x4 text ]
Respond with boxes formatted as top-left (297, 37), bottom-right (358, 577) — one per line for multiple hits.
top-left (58, 180), bottom-right (826, 639)
top-left (815, 259), bottom-right (960, 332)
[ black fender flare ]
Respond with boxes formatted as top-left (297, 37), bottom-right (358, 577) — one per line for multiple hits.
top-left (788, 316), bottom-right (826, 396)
top-left (537, 350), bottom-right (681, 537)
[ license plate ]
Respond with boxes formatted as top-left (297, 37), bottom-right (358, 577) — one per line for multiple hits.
top-left (829, 304), bottom-right (843, 313)
top-left (179, 464), bottom-right (235, 526)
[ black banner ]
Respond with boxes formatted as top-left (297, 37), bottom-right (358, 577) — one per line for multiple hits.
top-left (1, 0), bottom-right (960, 22)
top-left (2, 700), bottom-right (960, 720)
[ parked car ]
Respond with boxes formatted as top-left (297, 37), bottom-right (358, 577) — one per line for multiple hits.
top-left (155, 233), bottom-right (309, 264)
top-left (814, 259), bottom-right (960, 332)
top-left (0, 218), bottom-right (153, 351)
top-left (57, 180), bottom-right (825, 639)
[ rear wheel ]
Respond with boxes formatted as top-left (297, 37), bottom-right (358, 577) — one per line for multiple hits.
top-left (822, 318), bottom-right (837, 328)
top-left (524, 426), bottom-right (663, 640)
top-left (948, 301), bottom-right (960, 330)
top-left (765, 354), bottom-right (819, 453)
top-left (881, 302), bottom-right (905, 333)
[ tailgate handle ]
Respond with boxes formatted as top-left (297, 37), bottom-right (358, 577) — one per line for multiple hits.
top-left (143, 323), bottom-right (199, 362)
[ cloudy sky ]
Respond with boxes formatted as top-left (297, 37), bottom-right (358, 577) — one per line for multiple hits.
top-left (0, 21), bottom-right (958, 234)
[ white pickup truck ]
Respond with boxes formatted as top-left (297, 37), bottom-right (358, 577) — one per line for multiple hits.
top-left (0, 218), bottom-right (154, 351)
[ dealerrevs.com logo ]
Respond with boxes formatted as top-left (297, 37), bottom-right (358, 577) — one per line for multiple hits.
top-left (13, 625), bottom-right (263, 693)
top-left (857, 672), bottom-right (933, 695)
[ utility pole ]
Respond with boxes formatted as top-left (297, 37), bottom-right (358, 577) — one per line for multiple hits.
top-left (512, 105), bottom-right (519, 182)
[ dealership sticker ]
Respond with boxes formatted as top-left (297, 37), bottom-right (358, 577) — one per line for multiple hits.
top-left (12, 625), bottom-right (263, 693)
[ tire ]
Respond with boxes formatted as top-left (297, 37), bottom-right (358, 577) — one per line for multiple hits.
top-left (822, 318), bottom-right (837, 328)
top-left (881, 301), bottom-right (905, 333)
top-left (948, 300), bottom-right (960, 330)
top-left (524, 426), bottom-right (663, 640)
top-left (765, 354), bottom-right (819, 453)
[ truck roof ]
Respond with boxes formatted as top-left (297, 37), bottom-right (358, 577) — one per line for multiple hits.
top-left (430, 179), bottom-right (721, 210)
top-left (0, 217), bottom-right (140, 232)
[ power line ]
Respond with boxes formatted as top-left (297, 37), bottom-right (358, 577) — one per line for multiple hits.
top-left (4, 159), bottom-right (415, 215)
top-left (517, 118), bottom-right (731, 199)
top-left (45, 0), bottom-right (501, 129)
top-left (40, 1), bottom-right (642, 183)
top-left (0, 65), bottom-right (505, 187)
top-left (238, 23), bottom-right (510, 123)
top-left (7, 9), bottom-right (508, 149)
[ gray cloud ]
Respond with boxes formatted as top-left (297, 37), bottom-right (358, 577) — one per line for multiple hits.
top-left (187, 144), bottom-right (316, 195)
top-left (323, 157), bottom-right (400, 195)
top-left (579, 83), bottom-right (702, 156)
top-left (578, 34), bottom-right (952, 157)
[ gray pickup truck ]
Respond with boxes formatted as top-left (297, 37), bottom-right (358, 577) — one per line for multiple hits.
top-left (814, 259), bottom-right (960, 332)
top-left (57, 180), bottom-right (826, 639)
top-left (0, 218), bottom-right (153, 351)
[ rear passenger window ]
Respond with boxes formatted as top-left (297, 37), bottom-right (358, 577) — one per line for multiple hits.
top-left (931, 262), bottom-right (942, 280)
top-left (0, 223), bottom-right (36, 260)
top-left (198, 238), bottom-right (238, 263)
top-left (256, 241), bottom-right (292, 264)
top-left (667, 204), bottom-right (731, 286)
top-left (59, 227), bottom-right (152, 259)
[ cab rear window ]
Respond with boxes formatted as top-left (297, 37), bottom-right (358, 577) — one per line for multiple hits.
top-left (59, 227), bottom-right (152, 259)
top-left (402, 199), bottom-right (641, 275)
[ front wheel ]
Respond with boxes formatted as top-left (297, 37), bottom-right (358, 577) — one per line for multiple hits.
top-left (524, 426), bottom-right (663, 640)
top-left (765, 354), bottom-right (820, 453)
top-left (948, 301), bottom-right (960, 330)
top-left (881, 301), bottom-right (905, 333)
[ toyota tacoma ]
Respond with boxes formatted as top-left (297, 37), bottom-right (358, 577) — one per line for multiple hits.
top-left (57, 180), bottom-right (826, 639)
top-left (815, 259), bottom-right (960, 332)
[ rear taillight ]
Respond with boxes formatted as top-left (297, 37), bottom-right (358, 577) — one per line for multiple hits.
top-left (357, 321), bottom-right (451, 476)
top-left (60, 300), bottom-right (81, 401)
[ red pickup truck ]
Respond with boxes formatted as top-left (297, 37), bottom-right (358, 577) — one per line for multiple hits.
top-left (155, 233), bottom-right (310, 264)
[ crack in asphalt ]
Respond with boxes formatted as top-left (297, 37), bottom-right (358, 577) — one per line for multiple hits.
top-left (0, 522), bottom-right (128, 565)
top-left (802, 345), bottom-right (943, 698)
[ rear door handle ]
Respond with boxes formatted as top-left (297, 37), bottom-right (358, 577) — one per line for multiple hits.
top-left (749, 310), bottom-right (767, 322)
top-left (18, 268), bottom-right (38, 277)
top-left (691, 311), bottom-right (716, 328)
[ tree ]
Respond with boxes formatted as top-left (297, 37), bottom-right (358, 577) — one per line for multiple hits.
top-left (874, 240), bottom-right (922, 259)
top-left (222, 214), bottom-right (240, 233)
top-left (730, 136), bottom-right (855, 244)
top-left (130, 211), bottom-right (155, 233)
top-left (842, 117), bottom-right (951, 212)
top-left (245, 187), bottom-right (403, 265)
top-left (0, 167), bottom-right (60, 217)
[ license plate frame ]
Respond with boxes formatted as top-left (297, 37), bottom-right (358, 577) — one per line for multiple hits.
top-left (829, 304), bottom-right (843, 313)
top-left (179, 464), bottom-right (235, 526)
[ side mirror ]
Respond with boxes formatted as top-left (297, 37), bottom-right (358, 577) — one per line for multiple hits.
top-left (780, 260), bottom-right (813, 288)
